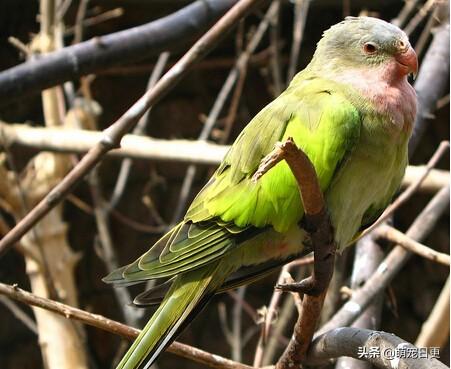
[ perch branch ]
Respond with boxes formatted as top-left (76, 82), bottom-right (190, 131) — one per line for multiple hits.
top-left (253, 138), bottom-right (336, 367)
top-left (0, 282), bottom-right (254, 369)
top-left (0, 0), bottom-right (264, 256)
top-left (0, 0), bottom-right (238, 107)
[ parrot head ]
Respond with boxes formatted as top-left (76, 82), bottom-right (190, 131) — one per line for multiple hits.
top-left (311, 16), bottom-right (418, 80)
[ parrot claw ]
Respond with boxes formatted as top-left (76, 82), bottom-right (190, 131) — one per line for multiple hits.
top-left (275, 275), bottom-right (323, 296)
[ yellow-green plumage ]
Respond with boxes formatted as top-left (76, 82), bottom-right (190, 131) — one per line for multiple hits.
top-left (104, 16), bottom-right (417, 369)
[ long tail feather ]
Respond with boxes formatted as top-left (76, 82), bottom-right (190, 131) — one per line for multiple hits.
top-left (116, 261), bottom-right (223, 369)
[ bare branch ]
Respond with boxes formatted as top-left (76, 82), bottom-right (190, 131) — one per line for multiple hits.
top-left (0, 123), bottom-right (228, 164)
top-left (109, 51), bottom-right (170, 209)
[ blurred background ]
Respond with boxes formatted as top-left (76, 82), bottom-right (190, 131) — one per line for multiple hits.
top-left (0, 0), bottom-right (449, 368)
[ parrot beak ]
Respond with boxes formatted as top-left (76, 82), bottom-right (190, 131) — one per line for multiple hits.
top-left (395, 46), bottom-right (418, 79)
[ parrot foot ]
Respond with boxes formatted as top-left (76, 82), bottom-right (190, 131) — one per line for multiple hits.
top-left (275, 276), bottom-right (319, 296)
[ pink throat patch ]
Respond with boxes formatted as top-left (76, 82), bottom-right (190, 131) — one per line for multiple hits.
top-left (334, 59), bottom-right (417, 132)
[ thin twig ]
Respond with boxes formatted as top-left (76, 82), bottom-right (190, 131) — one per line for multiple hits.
top-left (232, 286), bottom-right (246, 361)
top-left (414, 6), bottom-right (439, 57)
top-left (260, 268), bottom-right (308, 366)
top-left (253, 264), bottom-right (287, 366)
top-left (89, 171), bottom-right (144, 326)
top-left (73, 0), bottom-right (89, 44)
top-left (226, 289), bottom-right (258, 321)
top-left (0, 0), bottom-right (265, 256)
top-left (269, 1), bottom-right (283, 95)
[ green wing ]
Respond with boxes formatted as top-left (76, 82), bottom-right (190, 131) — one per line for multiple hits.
top-left (186, 77), bottom-right (361, 233)
top-left (104, 76), bottom-right (361, 287)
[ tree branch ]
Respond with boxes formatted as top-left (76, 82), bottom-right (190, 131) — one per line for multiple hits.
top-left (0, 0), bottom-right (238, 107)
top-left (252, 138), bottom-right (336, 368)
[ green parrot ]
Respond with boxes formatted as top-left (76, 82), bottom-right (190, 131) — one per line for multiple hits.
top-left (104, 16), bottom-right (417, 369)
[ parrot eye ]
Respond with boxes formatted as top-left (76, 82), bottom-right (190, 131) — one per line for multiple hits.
top-left (363, 42), bottom-right (378, 54)
top-left (397, 39), bottom-right (408, 51)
